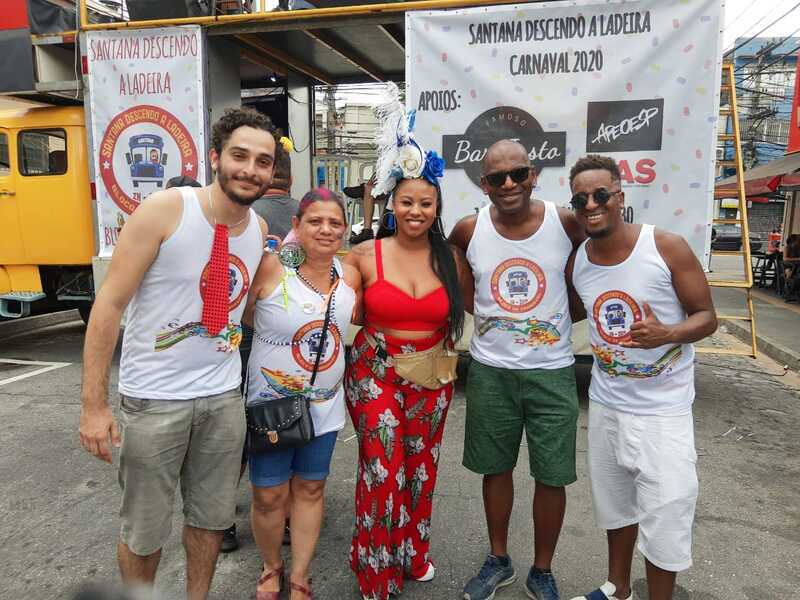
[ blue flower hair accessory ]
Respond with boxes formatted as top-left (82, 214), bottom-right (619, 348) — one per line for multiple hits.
top-left (372, 83), bottom-right (446, 197)
top-left (421, 150), bottom-right (445, 184)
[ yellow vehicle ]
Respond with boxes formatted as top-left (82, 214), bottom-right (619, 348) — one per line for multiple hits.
top-left (0, 106), bottom-right (95, 320)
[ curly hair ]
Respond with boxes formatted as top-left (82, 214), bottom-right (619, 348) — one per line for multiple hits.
top-left (211, 107), bottom-right (276, 155)
top-left (568, 154), bottom-right (621, 188)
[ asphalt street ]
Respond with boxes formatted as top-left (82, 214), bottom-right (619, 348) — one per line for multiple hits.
top-left (0, 320), bottom-right (798, 600)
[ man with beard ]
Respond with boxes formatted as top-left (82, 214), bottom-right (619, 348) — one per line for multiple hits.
top-left (78, 108), bottom-right (276, 599)
top-left (566, 155), bottom-right (716, 600)
top-left (449, 140), bottom-right (585, 600)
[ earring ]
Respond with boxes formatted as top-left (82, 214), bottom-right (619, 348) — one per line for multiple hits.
top-left (278, 241), bottom-right (306, 268)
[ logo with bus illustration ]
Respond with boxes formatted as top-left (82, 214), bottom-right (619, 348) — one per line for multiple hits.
top-left (291, 320), bottom-right (342, 372)
top-left (98, 105), bottom-right (200, 215)
top-left (126, 134), bottom-right (168, 188)
top-left (592, 290), bottom-right (642, 344)
top-left (199, 254), bottom-right (250, 311)
top-left (490, 258), bottom-right (546, 313)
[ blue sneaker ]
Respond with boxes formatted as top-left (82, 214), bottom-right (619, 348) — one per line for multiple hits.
top-left (463, 554), bottom-right (517, 600)
top-left (524, 566), bottom-right (559, 600)
top-left (569, 581), bottom-right (633, 600)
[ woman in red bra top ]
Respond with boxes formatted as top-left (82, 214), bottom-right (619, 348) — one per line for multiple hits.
top-left (343, 84), bottom-right (473, 600)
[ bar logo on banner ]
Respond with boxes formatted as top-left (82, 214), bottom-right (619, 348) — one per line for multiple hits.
top-left (586, 99), bottom-right (664, 153)
top-left (442, 106), bottom-right (566, 186)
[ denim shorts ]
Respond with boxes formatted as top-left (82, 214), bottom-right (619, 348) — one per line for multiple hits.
top-left (248, 430), bottom-right (339, 488)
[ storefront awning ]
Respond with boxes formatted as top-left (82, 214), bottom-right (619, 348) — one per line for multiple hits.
top-left (716, 151), bottom-right (800, 197)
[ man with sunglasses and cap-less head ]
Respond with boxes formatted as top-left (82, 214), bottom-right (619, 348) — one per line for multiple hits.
top-left (449, 139), bottom-right (585, 600)
top-left (565, 155), bottom-right (716, 600)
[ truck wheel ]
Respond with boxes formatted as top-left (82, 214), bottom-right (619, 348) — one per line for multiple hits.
top-left (78, 304), bottom-right (92, 325)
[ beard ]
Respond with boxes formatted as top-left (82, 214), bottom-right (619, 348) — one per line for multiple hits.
top-left (217, 165), bottom-right (269, 206)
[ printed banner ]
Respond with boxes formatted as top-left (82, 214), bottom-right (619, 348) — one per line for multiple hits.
top-left (406, 0), bottom-right (724, 261)
top-left (85, 26), bottom-right (206, 256)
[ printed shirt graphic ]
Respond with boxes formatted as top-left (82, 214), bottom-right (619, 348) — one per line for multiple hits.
top-left (247, 263), bottom-right (356, 436)
top-left (572, 225), bottom-right (695, 415)
top-left (154, 253), bottom-right (251, 354)
top-left (467, 202), bottom-right (574, 370)
top-left (256, 315), bottom-right (344, 404)
top-left (590, 290), bottom-right (683, 379)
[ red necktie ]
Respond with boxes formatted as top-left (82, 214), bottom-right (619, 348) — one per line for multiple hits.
top-left (202, 223), bottom-right (230, 335)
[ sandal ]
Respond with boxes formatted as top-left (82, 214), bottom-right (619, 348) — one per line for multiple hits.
top-left (289, 578), bottom-right (313, 599)
top-left (255, 563), bottom-right (284, 600)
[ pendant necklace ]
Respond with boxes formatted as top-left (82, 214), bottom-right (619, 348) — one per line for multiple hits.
top-left (295, 264), bottom-right (337, 314)
top-left (208, 189), bottom-right (249, 229)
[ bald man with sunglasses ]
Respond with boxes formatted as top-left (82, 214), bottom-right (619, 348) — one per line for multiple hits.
top-left (449, 140), bottom-right (585, 600)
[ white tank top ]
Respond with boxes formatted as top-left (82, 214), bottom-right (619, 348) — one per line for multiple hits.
top-left (571, 225), bottom-right (695, 415)
top-left (466, 201), bottom-right (575, 370)
top-left (246, 259), bottom-right (356, 436)
top-left (118, 187), bottom-right (263, 399)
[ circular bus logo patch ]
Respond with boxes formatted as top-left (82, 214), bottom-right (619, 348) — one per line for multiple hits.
top-left (291, 321), bottom-right (341, 372)
top-left (490, 258), bottom-right (546, 313)
top-left (592, 290), bottom-right (642, 344)
top-left (98, 105), bottom-right (199, 215)
top-left (199, 254), bottom-right (250, 311)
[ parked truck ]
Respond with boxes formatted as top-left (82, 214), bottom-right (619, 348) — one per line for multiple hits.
top-left (0, 105), bottom-right (95, 320)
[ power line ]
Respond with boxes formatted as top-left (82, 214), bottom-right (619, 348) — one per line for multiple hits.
top-left (723, 0), bottom-right (797, 46)
top-left (733, 27), bottom-right (800, 73)
top-left (724, 3), bottom-right (761, 33)
top-left (736, 43), bottom-right (800, 84)
top-left (723, 0), bottom-right (800, 57)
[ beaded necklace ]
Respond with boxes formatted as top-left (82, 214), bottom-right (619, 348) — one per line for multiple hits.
top-left (255, 263), bottom-right (340, 348)
top-left (295, 263), bottom-right (338, 298)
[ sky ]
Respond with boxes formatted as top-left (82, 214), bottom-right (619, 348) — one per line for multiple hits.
top-left (722, 0), bottom-right (800, 50)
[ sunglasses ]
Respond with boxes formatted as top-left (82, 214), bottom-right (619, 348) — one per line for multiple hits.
top-left (570, 187), bottom-right (621, 210)
top-left (483, 166), bottom-right (531, 188)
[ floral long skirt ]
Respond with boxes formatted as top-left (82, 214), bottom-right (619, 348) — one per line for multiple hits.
top-left (344, 327), bottom-right (453, 600)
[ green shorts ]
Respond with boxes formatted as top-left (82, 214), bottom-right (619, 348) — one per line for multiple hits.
top-left (463, 360), bottom-right (578, 486)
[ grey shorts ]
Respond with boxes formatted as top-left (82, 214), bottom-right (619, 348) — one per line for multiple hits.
top-left (117, 388), bottom-right (246, 556)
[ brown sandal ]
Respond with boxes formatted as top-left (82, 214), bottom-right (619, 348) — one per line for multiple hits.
top-left (289, 578), bottom-right (313, 599)
top-left (255, 564), bottom-right (284, 600)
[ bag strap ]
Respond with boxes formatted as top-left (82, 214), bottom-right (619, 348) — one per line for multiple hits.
top-left (309, 276), bottom-right (340, 386)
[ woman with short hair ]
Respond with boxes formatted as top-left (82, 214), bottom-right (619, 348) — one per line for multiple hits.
top-left (243, 188), bottom-right (361, 600)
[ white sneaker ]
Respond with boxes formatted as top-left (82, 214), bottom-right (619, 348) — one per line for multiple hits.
top-left (414, 562), bottom-right (435, 582)
top-left (570, 581), bottom-right (633, 600)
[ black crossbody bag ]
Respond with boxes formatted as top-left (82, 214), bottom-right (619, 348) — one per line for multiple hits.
top-left (245, 278), bottom-right (338, 454)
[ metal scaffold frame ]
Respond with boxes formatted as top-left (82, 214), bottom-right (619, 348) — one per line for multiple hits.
top-left (697, 62), bottom-right (758, 358)
top-left (77, 0), bottom-right (524, 31)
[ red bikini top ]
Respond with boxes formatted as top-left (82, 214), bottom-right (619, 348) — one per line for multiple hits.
top-left (363, 239), bottom-right (450, 332)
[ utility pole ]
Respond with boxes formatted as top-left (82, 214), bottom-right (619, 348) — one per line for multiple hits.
top-left (326, 85), bottom-right (337, 154)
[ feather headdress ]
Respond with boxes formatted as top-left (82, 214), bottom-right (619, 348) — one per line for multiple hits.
top-left (371, 82), bottom-right (445, 198)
